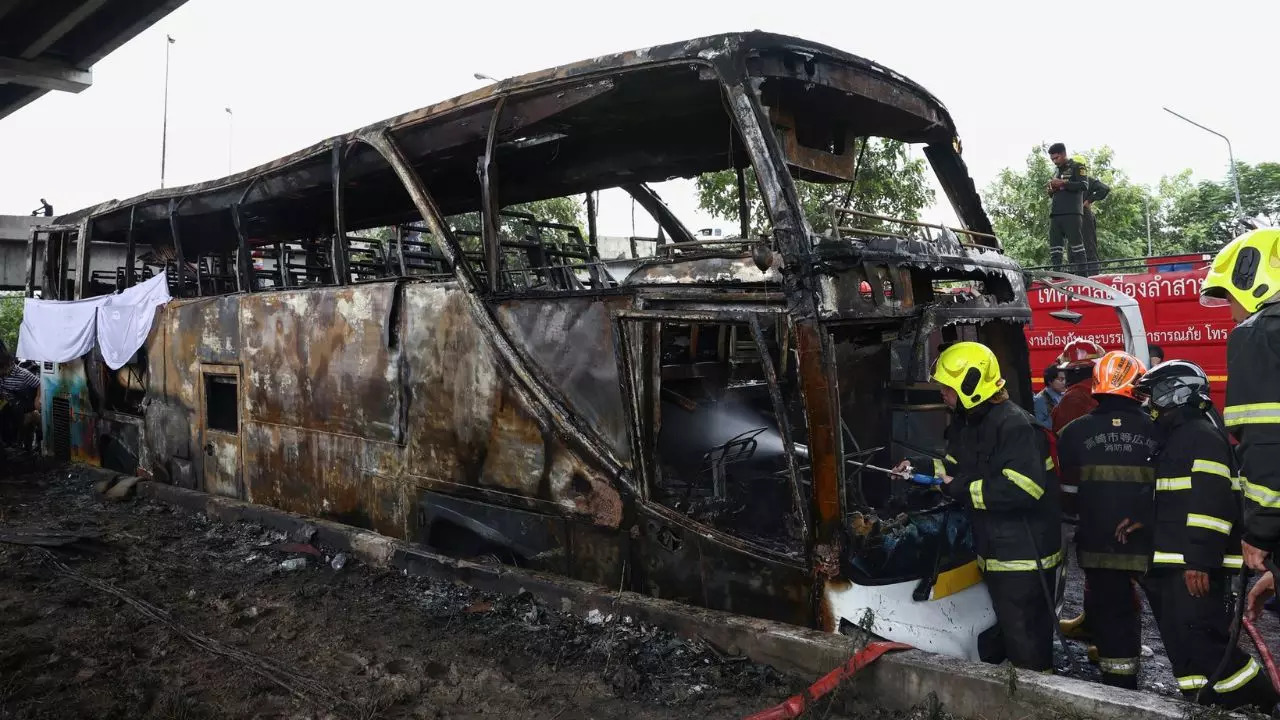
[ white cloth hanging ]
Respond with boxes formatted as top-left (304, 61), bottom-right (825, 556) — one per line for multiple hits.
top-left (97, 271), bottom-right (171, 370)
top-left (16, 294), bottom-right (109, 363)
top-left (14, 270), bottom-right (171, 368)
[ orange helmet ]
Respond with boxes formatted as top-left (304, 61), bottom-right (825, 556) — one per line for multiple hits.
top-left (1092, 351), bottom-right (1147, 399)
top-left (1056, 338), bottom-right (1106, 369)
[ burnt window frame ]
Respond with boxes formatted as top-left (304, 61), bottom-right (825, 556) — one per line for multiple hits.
top-left (613, 307), bottom-right (808, 559)
top-left (202, 370), bottom-right (240, 435)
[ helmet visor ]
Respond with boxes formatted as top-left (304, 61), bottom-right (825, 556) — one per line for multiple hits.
top-left (1200, 293), bottom-right (1230, 308)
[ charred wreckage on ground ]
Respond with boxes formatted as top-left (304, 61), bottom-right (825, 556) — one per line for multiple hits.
top-left (23, 32), bottom-right (1042, 661)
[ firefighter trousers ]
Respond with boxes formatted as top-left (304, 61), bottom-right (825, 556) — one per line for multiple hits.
top-left (984, 568), bottom-right (1056, 672)
top-left (1083, 568), bottom-right (1142, 689)
top-left (1143, 569), bottom-right (1277, 709)
top-left (1049, 214), bottom-right (1087, 273)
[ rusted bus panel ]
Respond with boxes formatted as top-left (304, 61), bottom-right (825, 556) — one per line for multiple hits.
top-left (243, 422), bottom-right (412, 538)
top-left (240, 285), bottom-right (401, 443)
top-left (139, 311), bottom-right (194, 483)
top-left (39, 359), bottom-right (100, 466)
top-left (400, 283), bottom-right (623, 528)
top-left (494, 296), bottom-right (634, 465)
top-left (698, 539), bottom-right (811, 627)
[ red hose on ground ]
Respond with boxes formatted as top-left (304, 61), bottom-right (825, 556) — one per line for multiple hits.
top-left (1243, 616), bottom-right (1280, 694)
top-left (742, 641), bottom-right (912, 720)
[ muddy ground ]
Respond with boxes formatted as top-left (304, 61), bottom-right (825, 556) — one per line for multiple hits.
top-left (0, 465), bottom-right (950, 720)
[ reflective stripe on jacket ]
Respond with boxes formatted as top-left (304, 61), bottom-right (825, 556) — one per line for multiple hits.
top-left (1225, 302), bottom-right (1280, 551)
top-left (1151, 410), bottom-right (1245, 571)
top-left (940, 399), bottom-right (1062, 571)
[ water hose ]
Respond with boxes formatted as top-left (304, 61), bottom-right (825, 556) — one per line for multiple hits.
top-left (1242, 615), bottom-right (1280, 694)
top-left (742, 641), bottom-right (911, 720)
top-left (1024, 517), bottom-right (1076, 676)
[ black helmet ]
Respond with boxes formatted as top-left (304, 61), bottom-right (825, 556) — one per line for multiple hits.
top-left (1134, 359), bottom-right (1212, 415)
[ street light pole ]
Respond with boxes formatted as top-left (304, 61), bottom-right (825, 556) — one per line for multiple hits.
top-left (225, 107), bottom-right (233, 174)
top-left (1163, 106), bottom-right (1244, 214)
top-left (1145, 195), bottom-right (1152, 256)
top-left (161, 34), bottom-right (175, 188)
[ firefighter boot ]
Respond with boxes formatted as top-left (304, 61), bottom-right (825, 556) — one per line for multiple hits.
top-left (1060, 612), bottom-right (1090, 641)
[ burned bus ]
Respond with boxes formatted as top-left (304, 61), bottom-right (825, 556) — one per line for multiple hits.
top-left (25, 32), bottom-right (1034, 661)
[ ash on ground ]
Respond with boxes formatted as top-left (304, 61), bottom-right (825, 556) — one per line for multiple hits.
top-left (0, 466), bottom-right (951, 719)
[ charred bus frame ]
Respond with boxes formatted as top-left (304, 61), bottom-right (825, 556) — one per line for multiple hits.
top-left (29, 32), bottom-right (1033, 639)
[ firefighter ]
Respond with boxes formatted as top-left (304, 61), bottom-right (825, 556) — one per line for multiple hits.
top-left (1056, 351), bottom-right (1154, 688)
top-left (1051, 339), bottom-right (1106, 433)
top-left (1047, 143), bottom-right (1090, 272)
top-left (1200, 228), bottom-right (1280, 576)
top-left (905, 341), bottom-right (1062, 671)
top-left (1134, 360), bottom-right (1277, 709)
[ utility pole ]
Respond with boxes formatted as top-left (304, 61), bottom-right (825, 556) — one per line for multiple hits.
top-left (161, 34), bottom-right (175, 188)
top-left (1145, 195), bottom-right (1152, 256)
top-left (225, 107), bottom-right (233, 174)
top-left (1163, 106), bottom-right (1244, 214)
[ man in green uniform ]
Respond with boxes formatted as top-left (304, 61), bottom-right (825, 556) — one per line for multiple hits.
top-left (1047, 143), bottom-right (1090, 272)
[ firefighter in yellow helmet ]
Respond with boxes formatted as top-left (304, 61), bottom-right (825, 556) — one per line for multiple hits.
top-left (906, 341), bottom-right (1062, 671)
top-left (1200, 228), bottom-right (1280, 574)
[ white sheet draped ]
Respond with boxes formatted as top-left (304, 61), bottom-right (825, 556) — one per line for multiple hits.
top-left (15, 271), bottom-right (171, 368)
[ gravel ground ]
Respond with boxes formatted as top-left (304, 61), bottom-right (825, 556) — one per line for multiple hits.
top-left (0, 464), bottom-right (953, 720)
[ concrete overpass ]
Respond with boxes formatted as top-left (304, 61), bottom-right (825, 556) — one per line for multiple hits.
top-left (0, 0), bottom-right (189, 121)
top-left (0, 214), bottom-right (127, 292)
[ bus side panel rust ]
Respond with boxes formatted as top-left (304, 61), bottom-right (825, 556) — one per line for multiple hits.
top-left (399, 283), bottom-right (623, 527)
top-left (242, 285), bottom-right (401, 443)
top-left (493, 296), bottom-right (634, 467)
top-left (138, 281), bottom-right (623, 541)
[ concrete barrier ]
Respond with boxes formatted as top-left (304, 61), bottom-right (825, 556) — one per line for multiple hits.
top-left (131, 478), bottom-right (1207, 720)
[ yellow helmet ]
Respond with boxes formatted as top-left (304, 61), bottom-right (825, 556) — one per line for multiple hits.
top-left (1201, 228), bottom-right (1280, 314)
top-left (933, 341), bottom-right (1005, 410)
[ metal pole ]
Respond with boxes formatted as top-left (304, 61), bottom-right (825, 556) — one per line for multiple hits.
top-left (161, 34), bottom-right (175, 188)
top-left (225, 106), bottom-right (233, 174)
top-left (1163, 106), bottom-right (1244, 213)
top-left (1145, 195), bottom-right (1152, 256)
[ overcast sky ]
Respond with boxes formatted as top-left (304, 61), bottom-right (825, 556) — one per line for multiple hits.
top-left (2, 0), bottom-right (1277, 237)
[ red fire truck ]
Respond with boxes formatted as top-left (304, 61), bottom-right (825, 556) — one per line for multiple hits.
top-left (1026, 254), bottom-right (1233, 409)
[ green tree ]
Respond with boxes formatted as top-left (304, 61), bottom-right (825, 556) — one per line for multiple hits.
top-left (984, 145), bottom-right (1157, 267)
top-left (694, 139), bottom-right (935, 236)
top-left (1160, 161), bottom-right (1280, 251)
top-left (0, 293), bottom-right (21, 354)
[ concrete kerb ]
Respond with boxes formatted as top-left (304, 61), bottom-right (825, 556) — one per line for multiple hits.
top-left (131, 478), bottom-right (1203, 720)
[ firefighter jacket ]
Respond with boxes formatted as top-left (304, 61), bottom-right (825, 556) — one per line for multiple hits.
top-left (1052, 379), bottom-right (1098, 434)
top-left (1151, 408), bottom-right (1245, 572)
top-left (938, 398), bottom-right (1062, 572)
top-left (1225, 301), bottom-right (1280, 551)
top-left (1057, 396), bottom-right (1156, 571)
top-left (1050, 159), bottom-right (1090, 216)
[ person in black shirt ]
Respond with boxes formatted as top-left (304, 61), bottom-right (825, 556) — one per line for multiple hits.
top-left (1047, 143), bottom-right (1090, 272)
top-left (0, 350), bottom-right (40, 450)
top-left (1080, 166), bottom-right (1110, 276)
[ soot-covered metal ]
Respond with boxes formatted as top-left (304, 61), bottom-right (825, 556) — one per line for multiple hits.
top-left (33, 32), bottom-right (1032, 634)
